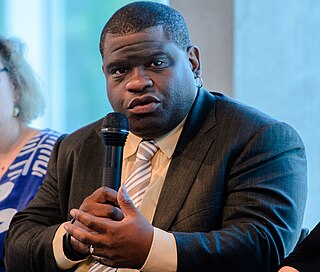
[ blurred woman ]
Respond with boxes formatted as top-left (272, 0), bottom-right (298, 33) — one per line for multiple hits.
top-left (0, 36), bottom-right (62, 270)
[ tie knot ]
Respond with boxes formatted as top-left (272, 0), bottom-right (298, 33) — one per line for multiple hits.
top-left (136, 140), bottom-right (159, 161)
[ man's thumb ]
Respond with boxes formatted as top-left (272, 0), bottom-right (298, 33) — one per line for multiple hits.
top-left (117, 185), bottom-right (136, 216)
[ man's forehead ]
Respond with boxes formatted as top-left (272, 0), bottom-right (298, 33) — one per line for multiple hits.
top-left (102, 26), bottom-right (168, 53)
top-left (105, 25), bottom-right (165, 39)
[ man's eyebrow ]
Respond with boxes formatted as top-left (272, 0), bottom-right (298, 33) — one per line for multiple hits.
top-left (106, 51), bottom-right (169, 69)
top-left (148, 51), bottom-right (168, 57)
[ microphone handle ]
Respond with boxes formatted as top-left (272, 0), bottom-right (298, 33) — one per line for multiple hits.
top-left (102, 145), bottom-right (123, 191)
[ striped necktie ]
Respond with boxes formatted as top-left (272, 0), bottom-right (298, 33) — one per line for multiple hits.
top-left (125, 139), bottom-right (159, 208)
top-left (88, 140), bottom-right (158, 272)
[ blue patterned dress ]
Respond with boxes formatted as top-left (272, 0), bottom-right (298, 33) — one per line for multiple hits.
top-left (0, 128), bottom-right (62, 270)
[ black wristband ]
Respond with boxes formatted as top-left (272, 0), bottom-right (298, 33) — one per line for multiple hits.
top-left (63, 220), bottom-right (89, 261)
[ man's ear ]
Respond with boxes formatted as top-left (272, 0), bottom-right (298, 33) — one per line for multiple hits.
top-left (187, 45), bottom-right (201, 77)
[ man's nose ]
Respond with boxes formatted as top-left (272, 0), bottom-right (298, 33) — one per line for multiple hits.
top-left (125, 67), bottom-right (153, 92)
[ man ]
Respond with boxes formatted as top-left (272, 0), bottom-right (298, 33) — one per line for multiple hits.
top-left (5, 2), bottom-right (307, 271)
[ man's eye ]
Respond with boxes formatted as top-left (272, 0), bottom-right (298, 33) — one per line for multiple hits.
top-left (112, 68), bottom-right (128, 75)
top-left (150, 60), bottom-right (164, 67)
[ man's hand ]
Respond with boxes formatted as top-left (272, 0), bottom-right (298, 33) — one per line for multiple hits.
top-left (65, 186), bottom-right (124, 256)
top-left (64, 185), bottom-right (154, 269)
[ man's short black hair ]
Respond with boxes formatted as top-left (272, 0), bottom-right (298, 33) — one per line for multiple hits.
top-left (99, 1), bottom-right (191, 56)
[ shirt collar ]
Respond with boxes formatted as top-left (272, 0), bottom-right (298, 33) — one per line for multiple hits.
top-left (123, 118), bottom-right (186, 160)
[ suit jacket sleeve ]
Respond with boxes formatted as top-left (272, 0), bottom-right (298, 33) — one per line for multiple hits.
top-left (172, 121), bottom-right (307, 272)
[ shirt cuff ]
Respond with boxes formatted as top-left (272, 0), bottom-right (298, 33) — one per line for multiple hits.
top-left (52, 222), bottom-right (86, 269)
top-left (141, 227), bottom-right (177, 272)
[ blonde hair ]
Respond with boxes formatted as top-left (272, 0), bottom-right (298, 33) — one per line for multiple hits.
top-left (0, 36), bottom-right (45, 123)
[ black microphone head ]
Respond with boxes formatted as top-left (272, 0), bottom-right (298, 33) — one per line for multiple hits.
top-left (101, 112), bottom-right (129, 146)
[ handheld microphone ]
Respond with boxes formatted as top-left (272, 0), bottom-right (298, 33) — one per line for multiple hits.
top-left (101, 112), bottom-right (129, 191)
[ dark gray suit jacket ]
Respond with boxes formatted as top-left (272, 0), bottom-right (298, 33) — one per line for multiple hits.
top-left (279, 222), bottom-right (320, 270)
top-left (5, 90), bottom-right (307, 272)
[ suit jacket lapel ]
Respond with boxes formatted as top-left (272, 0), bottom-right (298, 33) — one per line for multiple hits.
top-left (153, 89), bottom-right (217, 230)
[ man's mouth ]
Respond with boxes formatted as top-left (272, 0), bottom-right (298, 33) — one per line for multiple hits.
top-left (128, 95), bottom-right (160, 114)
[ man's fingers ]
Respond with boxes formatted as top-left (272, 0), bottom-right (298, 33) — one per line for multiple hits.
top-left (82, 187), bottom-right (119, 206)
top-left (79, 187), bottom-right (124, 220)
top-left (65, 219), bottom-right (106, 246)
top-left (84, 203), bottom-right (124, 221)
top-left (69, 235), bottom-right (91, 255)
top-left (64, 220), bottom-right (113, 257)
top-left (70, 209), bottom-right (115, 234)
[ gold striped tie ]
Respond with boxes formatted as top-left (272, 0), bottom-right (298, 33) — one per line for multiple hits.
top-left (88, 140), bottom-right (158, 272)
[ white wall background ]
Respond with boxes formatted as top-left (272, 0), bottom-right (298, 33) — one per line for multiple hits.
top-left (234, 0), bottom-right (320, 230)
